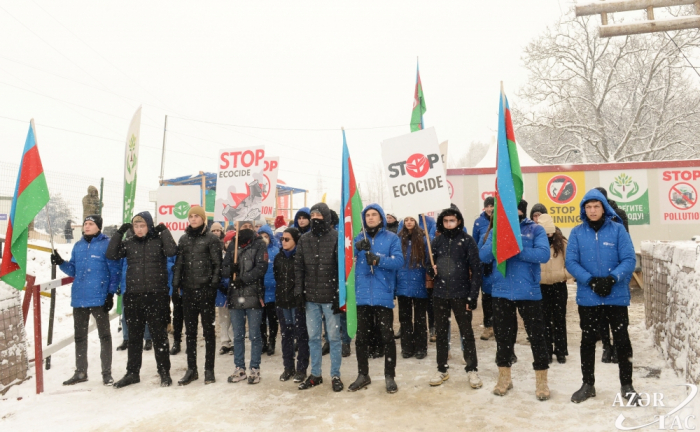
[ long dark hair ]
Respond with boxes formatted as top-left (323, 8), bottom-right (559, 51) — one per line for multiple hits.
top-left (399, 218), bottom-right (426, 269)
top-left (551, 228), bottom-right (567, 258)
top-left (484, 217), bottom-right (494, 243)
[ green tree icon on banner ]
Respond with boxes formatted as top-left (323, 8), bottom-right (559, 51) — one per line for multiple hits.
top-left (174, 201), bottom-right (191, 219)
top-left (609, 173), bottom-right (639, 200)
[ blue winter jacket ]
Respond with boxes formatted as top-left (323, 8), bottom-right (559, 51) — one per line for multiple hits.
top-left (353, 204), bottom-right (405, 308)
top-left (293, 207), bottom-right (311, 235)
top-left (60, 232), bottom-right (121, 308)
top-left (395, 236), bottom-right (429, 299)
top-left (479, 218), bottom-right (550, 301)
top-left (472, 212), bottom-right (491, 245)
top-left (565, 189), bottom-right (636, 307)
top-left (397, 215), bottom-right (437, 241)
top-left (477, 235), bottom-right (494, 295)
top-left (258, 225), bottom-right (280, 304)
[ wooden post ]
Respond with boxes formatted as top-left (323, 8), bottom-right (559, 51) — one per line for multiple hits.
top-left (32, 279), bottom-right (44, 394)
top-left (21, 275), bottom-right (35, 325)
top-left (159, 115), bottom-right (168, 186)
top-left (647, 6), bottom-right (654, 19)
top-left (274, 186), bottom-right (279, 217)
top-left (304, 191), bottom-right (308, 207)
top-left (199, 171), bottom-right (206, 209)
top-left (46, 261), bottom-right (57, 370)
top-left (421, 214), bottom-right (435, 269)
top-left (290, 192), bottom-right (294, 218)
top-left (232, 221), bottom-right (240, 281)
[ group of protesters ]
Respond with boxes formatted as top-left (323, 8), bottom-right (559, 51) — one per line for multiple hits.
top-left (51, 185), bottom-right (639, 404)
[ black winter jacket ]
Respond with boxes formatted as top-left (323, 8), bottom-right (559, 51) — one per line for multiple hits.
top-left (223, 238), bottom-right (268, 309)
top-left (172, 225), bottom-right (222, 291)
top-left (274, 248), bottom-right (302, 309)
top-left (105, 211), bottom-right (177, 295)
top-left (608, 200), bottom-right (630, 233)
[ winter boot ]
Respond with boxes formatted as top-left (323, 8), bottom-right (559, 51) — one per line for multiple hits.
top-left (113, 373), bottom-right (140, 389)
top-left (267, 338), bottom-right (276, 356)
top-left (204, 370), bottom-right (216, 384)
top-left (493, 367), bottom-right (513, 396)
top-left (115, 340), bottom-right (128, 351)
top-left (63, 371), bottom-right (88, 386)
top-left (415, 350), bottom-right (427, 360)
top-left (262, 339), bottom-right (269, 355)
top-left (169, 340), bottom-right (181, 355)
top-left (467, 371), bottom-right (483, 389)
top-left (280, 369), bottom-right (295, 381)
top-left (332, 376), bottom-right (344, 392)
top-left (178, 369), bottom-right (199, 386)
top-left (322, 341), bottom-right (330, 356)
top-left (429, 371), bottom-right (449, 386)
top-left (143, 340), bottom-right (153, 351)
top-left (556, 354), bottom-right (567, 364)
top-left (429, 327), bottom-right (436, 343)
top-left (293, 371), bottom-right (306, 383)
top-left (248, 368), bottom-right (261, 384)
top-left (402, 351), bottom-right (414, 359)
top-left (480, 327), bottom-right (494, 340)
top-left (571, 383), bottom-right (596, 403)
top-left (621, 384), bottom-right (641, 406)
top-left (342, 343), bottom-right (351, 358)
top-left (227, 367), bottom-right (247, 383)
top-left (385, 376), bottom-right (398, 394)
top-left (535, 370), bottom-right (550, 401)
top-left (159, 372), bottom-right (172, 387)
top-left (298, 375), bottom-right (323, 390)
top-left (102, 374), bottom-right (114, 386)
top-left (219, 346), bottom-right (231, 355)
top-left (348, 374), bottom-right (371, 392)
top-left (601, 344), bottom-right (613, 363)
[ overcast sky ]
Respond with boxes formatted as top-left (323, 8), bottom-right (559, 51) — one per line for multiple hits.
top-left (0, 0), bottom-right (574, 205)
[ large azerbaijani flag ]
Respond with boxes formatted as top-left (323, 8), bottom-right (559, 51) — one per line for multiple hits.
top-left (492, 87), bottom-right (524, 276)
top-left (410, 61), bottom-right (426, 132)
top-left (338, 130), bottom-right (363, 338)
top-left (0, 120), bottom-right (50, 290)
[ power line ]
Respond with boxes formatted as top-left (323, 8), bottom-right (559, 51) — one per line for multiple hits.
top-left (169, 115), bottom-right (410, 132)
top-left (665, 31), bottom-right (700, 80)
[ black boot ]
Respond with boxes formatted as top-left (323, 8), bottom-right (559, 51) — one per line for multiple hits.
top-left (170, 340), bottom-right (181, 355)
top-left (262, 338), bottom-right (269, 355)
top-left (63, 371), bottom-right (88, 386)
top-left (267, 338), bottom-right (276, 356)
top-left (280, 369), bottom-right (295, 382)
top-left (322, 341), bottom-right (330, 356)
top-left (219, 346), bottom-right (231, 355)
top-left (204, 370), bottom-right (216, 384)
top-left (113, 373), bottom-right (140, 389)
top-left (621, 384), bottom-right (641, 406)
top-left (602, 344), bottom-right (613, 363)
top-left (556, 354), bottom-right (567, 364)
top-left (115, 340), bottom-right (128, 351)
top-left (342, 343), bottom-right (351, 358)
top-left (385, 375), bottom-right (398, 393)
top-left (348, 374), bottom-right (371, 392)
top-left (415, 350), bottom-right (427, 360)
top-left (143, 340), bottom-right (153, 351)
top-left (571, 383), bottom-right (596, 403)
top-left (402, 351), bottom-right (414, 359)
top-left (159, 372), bottom-right (172, 387)
top-left (178, 369), bottom-right (199, 386)
top-left (102, 374), bottom-right (114, 386)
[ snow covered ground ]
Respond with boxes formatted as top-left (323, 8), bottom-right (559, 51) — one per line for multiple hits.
top-left (0, 242), bottom-right (697, 431)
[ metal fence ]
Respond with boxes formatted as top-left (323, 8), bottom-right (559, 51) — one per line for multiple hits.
top-left (0, 290), bottom-right (28, 395)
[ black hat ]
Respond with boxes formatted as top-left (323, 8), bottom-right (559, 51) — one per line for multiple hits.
top-left (284, 227), bottom-right (301, 244)
top-left (595, 187), bottom-right (608, 199)
top-left (484, 197), bottom-right (495, 208)
top-left (84, 214), bottom-right (103, 230)
top-left (518, 200), bottom-right (528, 216)
top-left (530, 203), bottom-right (548, 220)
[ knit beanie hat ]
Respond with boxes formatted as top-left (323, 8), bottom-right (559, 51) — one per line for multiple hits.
top-left (518, 199), bottom-right (528, 216)
top-left (211, 222), bottom-right (224, 232)
top-left (84, 214), bottom-right (103, 230)
top-left (274, 215), bottom-right (286, 229)
top-left (284, 227), bottom-right (301, 244)
top-left (188, 205), bottom-right (207, 221)
top-left (537, 214), bottom-right (556, 234)
top-left (484, 196), bottom-right (495, 208)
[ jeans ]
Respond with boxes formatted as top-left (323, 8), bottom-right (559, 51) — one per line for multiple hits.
top-left (433, 297), bottom-right (477, 373)
top-left (356, 305), bottom-right (396, 377)
top-left (541, 282), bottom-right (568, 356)
top-left (73, 307), bottom-right (112, 376)
top-left (122, 311), bottom-right (151, 341)
top-left (277, 307), bottom-right (309, 373)
top-left (171, 290), bottom-right (184, 343)
top-left (481, 292), bottom-right (493, 328)
top-left (230, 308), bottom-right (263, 370)
top-left (183, 288), bottom-right (217, 371)
top-left (397, 296), bottom-right (428, 354)
top-left (123, 293), bottom-right (170, 375)
top-left (579, 305), bottom-right (633, 386)
top-left (306, 302), bottom-right (342, 378)
top-left (493, 297), bottom-right (549, 371)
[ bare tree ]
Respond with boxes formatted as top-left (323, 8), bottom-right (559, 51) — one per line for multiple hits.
top-left (359, 162), bottom-right (389, 208)
top-left (515, 12), bottom-right (700, 164)
top-left (449, 141), bottom-right (490, 168)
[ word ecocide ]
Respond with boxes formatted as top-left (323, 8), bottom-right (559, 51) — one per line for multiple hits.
top-left (389, 153), bottom-right (445, 198)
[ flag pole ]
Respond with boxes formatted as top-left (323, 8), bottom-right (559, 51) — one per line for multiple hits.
top-left (30, 120), bottom-right (56, 253)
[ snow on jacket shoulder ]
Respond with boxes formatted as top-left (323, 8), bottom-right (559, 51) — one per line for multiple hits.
top-left (395, 236), bottom-right (428, 299)
top-left (479, 218), bottom-right (550, 301)
top-left (258, 225), bottom-right (280, 303)
top-left (354, 204), bottom-right (404, 308)
top-left (60, 233), bottom-right (121, 308)
top-left (565, 189), bottom-right (636, 306)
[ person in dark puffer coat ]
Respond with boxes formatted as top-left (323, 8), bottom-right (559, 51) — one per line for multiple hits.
top-left (258, 225), bottom-right (280, 356)
top-left (472, 196), bottom-right (495, 341)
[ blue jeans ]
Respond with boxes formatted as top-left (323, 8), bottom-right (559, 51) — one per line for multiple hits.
top-left (306, 302), bottom-right (342, 378)
top-left (230, 308), bottom-right (263, 370)
top-left (322, 314), bottom-right (352, 345)
top-left (122, 311), bottom-right (151, 341)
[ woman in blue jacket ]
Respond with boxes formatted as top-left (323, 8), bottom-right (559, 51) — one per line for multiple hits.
top-left (258, 225), bottom-right (280, 356)
top-left (565, 189), bottom-right (639, 405)
top-left (395, 215), bottom-right (429, 360)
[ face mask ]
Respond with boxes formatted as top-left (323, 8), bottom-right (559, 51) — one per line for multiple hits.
top-left (311, 218), bottom-right (327, 235)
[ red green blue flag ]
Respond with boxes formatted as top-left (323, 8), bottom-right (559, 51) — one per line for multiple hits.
top-left (492, 88), bottom-right (523, 276)
top-left (0, 120), bottom-right (50, 290)
top-left (410, 61), bottom-right (426, 132)
top-left (338, 130), bottom-right (363, 338)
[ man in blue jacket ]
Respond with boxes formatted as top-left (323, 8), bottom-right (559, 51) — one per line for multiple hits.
top-left (472, 196), bottom-right (494, 341)
top-left (51, 215), bottom-right (121, 386)
top-left (293, 207), bottom-right (311, 235)
top-left (480, 200), bottom-right (551, 400)
top-left (566, 189), bottom-right (639, 405)
top-left (258, 224), bottom-right (280, 356)
top-left (350, 203), bottom-right (404, 393)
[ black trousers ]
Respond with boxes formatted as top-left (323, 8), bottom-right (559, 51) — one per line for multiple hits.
top-left (433, 297), bottom-right (478, 373)
top-left (366, 313), bottom-right (385, 355)
top-left (397, 296), bottom-right (428, 354)
top-left (427, 289), bottom-right (435, 329)
top-left (171, 290), bottom-right (184, 343)
top-left (260, 301), bottom-right (279, 344)
top-left (492, 297), bottom-right (549, 370)
top-left (356, 306), bottom-right (396, 377)
top-left (481, 292), bottom-right (493, 328)
top-left (276, 307), bottom-right (309, 373)
top-left (73, 306), bottom-right (111, 376)
top-left (124, 292), bottom-right (171, 375)
top-left (183, 288), bottom-right (217, 371)
top-left (541, 282), bottom-right (568, 356)
top-left (579, 305), bottom-right (633, 386)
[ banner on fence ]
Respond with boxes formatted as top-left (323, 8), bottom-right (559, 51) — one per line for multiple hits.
top-left (537, 171), bottom-right (586, 227)
top-left (659, 169), bottom-right (700, 224)
top-left (156, 186), bottom-right (201, 241)
top-left (258, 157), bottom-right (279, 222)
top-left (599, 170), bottom-right (650, 225)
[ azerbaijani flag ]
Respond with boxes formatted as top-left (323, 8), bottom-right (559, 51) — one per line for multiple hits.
top-left (410, 60), bottom-right (426, 132)
top-left (0, 120), bottom-right (50, 290)
top-left (492, 87), bottom-right (523, 276)
top-left (338, 130), bottom-right (363, 338)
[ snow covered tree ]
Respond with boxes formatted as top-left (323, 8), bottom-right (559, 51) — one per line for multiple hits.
top-left (34, 193), bottom-right (76, 234)
top-left (449, 141), bottom-right (490, 168)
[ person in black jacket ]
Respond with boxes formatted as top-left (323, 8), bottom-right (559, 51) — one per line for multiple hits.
top-left (223, 228), bottom-right (268, 385)
top-left (274, 227), bottom-right (309, 383)
top-left (63, 219), bottom-right (74, 244)
top-left (172, 206), bottom-right (222, 386)
top-left (106, 211), bottom-right (178, 388)
top-left (294, 203), bottom-right (344, 392)
top-left (426, 207), bottom-right (482, 389)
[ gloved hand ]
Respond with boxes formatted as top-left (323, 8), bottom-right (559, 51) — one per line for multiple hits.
top-left (355, 239), bottom-right (371, 251)
top-left (232, 278), bottom-right (244, 289)
top-left (365, 251), bottom-right (380, 266)
top-left (103, 293), bottom-right (114, 313)
top-left (50, 250), bottom-right (64, 266)
top-left (467, 297), bottom-right (478, 311)
top-left (118, 223), bottom-right (132, 235)
top-left (426, 265), bottom-right (436, 279)
top-left (154, 223), bottom-right (168, 233)
top-left (483, 262), bottom-right (493, 276)
top-left (231, 262), bottom-right (240, 276)
top-left (590, 276), bottom-right (615, 297)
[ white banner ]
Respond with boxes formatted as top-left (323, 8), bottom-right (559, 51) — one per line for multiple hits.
top-left (439, 140), bottom-right (448, 175)
top-left (122, 106), bottom-right (141, 223)
top-left (156, 185), bottom-right (201, 241)
top-left (258, 156), bottom-right (279, 222)
top-left (658, 168), bottom-right (700, 224)
top-left (381, 127), bottom-right (451, 216)
top-left (215, 146), bottom-right (267, 223)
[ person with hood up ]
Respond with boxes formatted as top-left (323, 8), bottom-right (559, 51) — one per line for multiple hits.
top-left (217, 231), bottom-right (236, 355)
top-left (473, 197), bottom-right (495, 341)
top-left (566, 189), bottom-right (638, 405)
top-left (294, 203), bottom-right (344, 392)
top-left (224, 226), bottom-right (268, 385)
top-left (537, 214), bottom-right (571, 364)
top-left (349, 203), bottom-right (404, 393)
top-left (106, 211), bottom-right (178, 388)
top-left (52, 215), bottom-right (121, 386)
top-left (258, 224), bottom-right (280, 356)
top-left (480, 199), bottom-right (552, 400)
top-left (81, 185), bottom-right (102, 220)
top-left (384, 210), bottom-right (399, 234)
top-left (425, 207), bottom-right (482, 389)
top-left (293, 207), bottom-right (311, 235)
top-left (274, 227), bottom-right (310, 383)
top-left (395, 215), bottom-right (429, 361)
top-left (172, 206), bottom-right (223, 386)
top-left (63, 219), bottom-right (75, 244)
